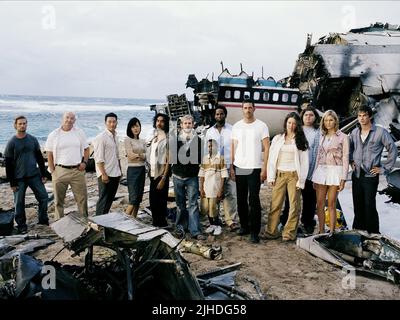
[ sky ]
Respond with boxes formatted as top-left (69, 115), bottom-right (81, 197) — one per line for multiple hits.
top-left (0, 1), bottom-right (399, 100)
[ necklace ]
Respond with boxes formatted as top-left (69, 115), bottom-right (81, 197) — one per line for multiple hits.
top-left (285, 135), bottom-right (295, 145)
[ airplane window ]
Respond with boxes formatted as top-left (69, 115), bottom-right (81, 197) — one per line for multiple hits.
top-left (291, 94), bottom-right (298, 103)
top-left (234, 90), bottom-right (241, 100)
top-left (244, 91), bottom-right (251, 100)
top-left (225, 90), bottom-right (231, 99)
top-left (282, 93), bottom-right (289, 103)
top-left (263, 92), bottom-right (269, 101)
top-left (254, 91), bottom-right (260, 100)
top-left (273, 92), bottom-right (279, 102)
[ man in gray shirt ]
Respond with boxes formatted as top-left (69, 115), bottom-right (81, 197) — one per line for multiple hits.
top-left (4, 116), bottom-right (49, 234)
top-left (349, 105), bottom-right (398, 233)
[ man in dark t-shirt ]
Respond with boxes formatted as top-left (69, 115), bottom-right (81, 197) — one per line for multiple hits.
top-left (4, 116), bottom-right (49, 233)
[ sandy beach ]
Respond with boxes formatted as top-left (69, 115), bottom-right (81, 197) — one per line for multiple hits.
top-left (0, 144), bottom-right (399, 300)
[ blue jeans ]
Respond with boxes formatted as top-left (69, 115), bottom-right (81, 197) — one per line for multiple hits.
top-left (14, 175), bottom-right (49, 229)
top-left (173, 176), bottom-right (201, 237)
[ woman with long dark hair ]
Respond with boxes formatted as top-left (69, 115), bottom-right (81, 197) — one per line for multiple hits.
top-left (264, 112), bottom-right (309, 241)
top-left (147, 113), bottom-right (170, 227)
top-left (124, 117), bottom-right (146, 217)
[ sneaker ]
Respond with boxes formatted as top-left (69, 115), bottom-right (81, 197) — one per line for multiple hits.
top-left (166, 208), bottom-right (177, 221)
top-left (250, 234), bottom-right (260, 244)
top-left (304, 225), bottom-right (315, 234)
top-left (282, 237), bottom-right (295, 242)
top-left (259, 232), bottom-right (280, 240)
top-left (193, 234), bottom-right (206, 240)
top-left (237, 228), bottom-right (250, 236)
top-left (213, 225), bottom-right (222, 236)
top-left (174, 225), bottom-right (185, 238)
top-left (37, 220), bottom-right (49, 226)
top-left (17, 226), bottom-right (28, 234)
top-left (297, 225), bottom-right (306, 234)
top-left (229, 222), bottom-right (240, 232)
top-left (205, 225), bottom-right (217, 234)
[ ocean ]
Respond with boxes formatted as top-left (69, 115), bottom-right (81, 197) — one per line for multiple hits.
top-left (0, 94), bottom-right (164, 152)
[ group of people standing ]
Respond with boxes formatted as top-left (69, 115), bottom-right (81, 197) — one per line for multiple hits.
top-left (264, 104), bottom-right (397, 241)
top-left (4, 102), bottom-right (398, 243)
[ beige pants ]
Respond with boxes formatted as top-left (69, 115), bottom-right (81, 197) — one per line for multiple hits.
top-left (266, 171), bottom-right (301, 240)
top-left (52, 166), bottom-right (88, 220)
top-left (200, 197), bottom-right (218, 218)
top-left (220, 177), bottom-right (238, 226)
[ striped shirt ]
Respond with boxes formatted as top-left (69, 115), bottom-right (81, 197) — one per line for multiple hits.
top-left (198, 154), bottom-right (228, 198)
top-left (303, 127), bottom-right (320, 180)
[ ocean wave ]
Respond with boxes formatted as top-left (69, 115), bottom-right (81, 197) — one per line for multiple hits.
top-left (0, 100), bottom-right (151, 113)
top-left (0, 96), bottom-right (161, 152)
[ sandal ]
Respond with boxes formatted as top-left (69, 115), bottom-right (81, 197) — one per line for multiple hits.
top-left (259, 232), bottom-right (280, 240)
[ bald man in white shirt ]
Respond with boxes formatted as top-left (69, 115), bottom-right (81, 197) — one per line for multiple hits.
top-left (45, 112), bottom-right (89, 220)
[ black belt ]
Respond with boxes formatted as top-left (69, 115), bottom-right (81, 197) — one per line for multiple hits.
top-left (56, 164), bottom-right (79, 169)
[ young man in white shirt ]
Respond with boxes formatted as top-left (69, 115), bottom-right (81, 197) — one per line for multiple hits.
top-left (231, 101), bottom-right (270, 243)
top-left (45, 112), bottom-right (89, 220)
top-left (93, 112), bottom-right (122, 215)
top-left (205, 105), bottom-right (239, 231)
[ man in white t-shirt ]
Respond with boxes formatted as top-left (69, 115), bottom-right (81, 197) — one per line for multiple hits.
top-left (231, 101), bottom-right (270, 243)
top-left (45, 112), bottom-right (89, 220)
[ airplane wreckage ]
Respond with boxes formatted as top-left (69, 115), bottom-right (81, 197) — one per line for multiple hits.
top-left (297, 230), bottom-right (400, 284)
top-left (0, 212), bottom-right (253, 300)
top-left (156, 22), bottom-right (400, 141)
top-left (289, 22), bottom-right (400, 137)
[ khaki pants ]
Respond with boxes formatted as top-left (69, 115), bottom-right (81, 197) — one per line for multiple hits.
top-left (221, 177), bottom-right (238, 226)
top-left (52, 166), bottom-right (88, 220)
top-left (200, 198), bottom-right (218, 218)
top-left (266, 171), bottom-right (301, 240)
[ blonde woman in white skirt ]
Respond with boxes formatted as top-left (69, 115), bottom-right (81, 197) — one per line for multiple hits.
top-left (312, 110), bottom-right (349, 234)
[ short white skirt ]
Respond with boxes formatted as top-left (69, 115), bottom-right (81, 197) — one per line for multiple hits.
top-left (312, 165), bottom-right (343, 186)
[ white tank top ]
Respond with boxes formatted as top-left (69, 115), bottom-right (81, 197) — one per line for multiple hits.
top-left (277, 143), bottom-right (296, 171)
